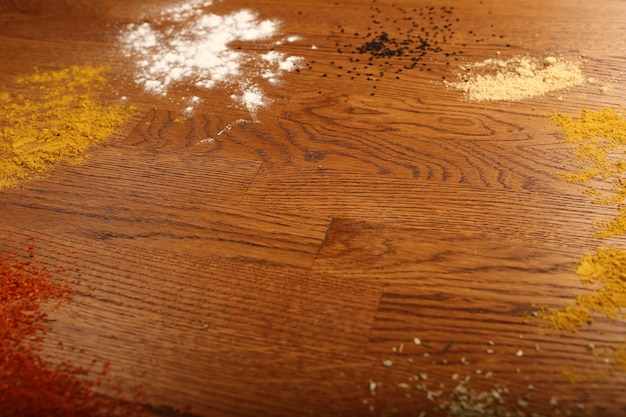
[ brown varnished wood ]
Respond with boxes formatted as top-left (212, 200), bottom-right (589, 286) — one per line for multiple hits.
top-left (1, 0), bottom-right (626, 416)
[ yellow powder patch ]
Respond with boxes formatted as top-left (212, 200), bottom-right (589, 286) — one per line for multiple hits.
top-left (575, 249), bottom-right (626, 318)
top-left (0, 66), bottom-right (133, 189)
top-left (538, 248), bottom-right (626, 331)
top-left (560, 368), bottom-right (586, 383)
top-left (596, 207), bottom-right (626, 238)
top-left (612, 344), bottom-right (626, 373)
top-left (538, 305), bottom-right (590, 331)
top-left (548, 107), bottom-right (626, 237)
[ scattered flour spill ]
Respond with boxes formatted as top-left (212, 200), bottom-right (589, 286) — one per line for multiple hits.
top-left (119, 0), bottom-right (303, 120)
top-left (444, 55), bottom-right (585, 101)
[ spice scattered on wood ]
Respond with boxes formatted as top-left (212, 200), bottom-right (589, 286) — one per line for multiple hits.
top-left (549, 107), bottom-right (626, 237)
top-left (366, 337), bottom-right (559, 417)
top-left (575, 249), bottom-right (626, 318)
top-left (612, 343), bottom-right (626, 373)
top-left (352, 4), bottom-right (456, 71)
top-left (437, 378), bottom-right (520, 417)
top-left (314, 3), bottom-right (501, 94)
top-left (0, 241), bottom-right (147, 417)
top-left (530, 107), bottom-right (626, 389)
top-left (445, 55), bottom-right (585, 101)
top-left (539, 248), bottom-right (626, 331)
top-left (532, 107), bottom-right (626, 385)
top-left (0, 66), bottom-right (133, 189)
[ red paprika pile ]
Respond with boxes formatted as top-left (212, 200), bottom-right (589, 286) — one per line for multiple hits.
top-left (0, 241), bottom-right (145, 417)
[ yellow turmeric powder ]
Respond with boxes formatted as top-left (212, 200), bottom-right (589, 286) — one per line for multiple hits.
top-left (612, 343), bottom-right (626, 373)
top-left (548, 107), bottom-right (626, 236)
top-left (596, 206), bottom-right (626, 238)
top-left (538, 248), bottom-right (626, 331)
top-left (575, 248), bottom-right (626, 318)
top-left (540, 109), bottom-right (626, 380)
top-left (0, 66), bottom-right (133, 189)
top-left (538, 305), bottom-right (590, 331)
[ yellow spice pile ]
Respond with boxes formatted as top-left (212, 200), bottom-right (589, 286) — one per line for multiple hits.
top-left (538, 107), bottom-right (626, 332)
top-left (548, 107), bottom-right (626, 237)
top-left (540, 248), bottom-right (626, 330)
top-left (0, 66), bottom-right (132, 189)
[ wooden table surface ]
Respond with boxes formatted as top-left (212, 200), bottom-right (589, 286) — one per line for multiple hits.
top-left (1, 0), bottom-right (626, 416)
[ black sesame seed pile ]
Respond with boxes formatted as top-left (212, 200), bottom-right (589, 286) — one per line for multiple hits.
top-left (351, 5), bottom-right (456, 71)
top-left (308, 1), bottom-right (506, 96)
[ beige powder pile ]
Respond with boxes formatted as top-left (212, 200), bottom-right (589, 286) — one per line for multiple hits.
top-left (445, 55), bottom-right (585, 101)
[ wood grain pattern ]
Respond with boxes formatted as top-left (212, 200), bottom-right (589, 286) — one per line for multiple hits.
top-left (1, 0), bottom-right (626, 416)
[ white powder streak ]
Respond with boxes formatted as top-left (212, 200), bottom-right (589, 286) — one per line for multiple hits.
top-left (161, 0), bottom-right (213, 22)
top-left (231, 85), bottom-right (267, 122)
top-left (119, 1), bottom-right (303, 119)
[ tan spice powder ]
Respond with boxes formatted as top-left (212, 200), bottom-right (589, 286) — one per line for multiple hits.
top-left (445, 55), bottom-right (585, 101)
top-left (0, 66), bottom-right (133, 189)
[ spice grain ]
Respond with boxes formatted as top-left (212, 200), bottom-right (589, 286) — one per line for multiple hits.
top-left (549, 107), bottom-right (626, 237)
top-left (0, 242), bottom-right (146, 417)
top-left (538, 248), bottom-right (626, 331)
top-left (0, 66), bottom-right (133, 189)
top-left (318, 3), bottom-right (494, 94)
top-left (445, 55), bottom-right (585, 101)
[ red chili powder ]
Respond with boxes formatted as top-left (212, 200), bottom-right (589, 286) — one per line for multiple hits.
top-left (0, 242), bottom-right (146, 417)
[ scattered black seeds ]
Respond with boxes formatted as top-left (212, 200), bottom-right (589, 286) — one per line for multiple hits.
top-left (307, 1), bottom-right (504, 93)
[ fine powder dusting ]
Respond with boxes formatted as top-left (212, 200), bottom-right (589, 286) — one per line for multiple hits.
top-left (119, 0), bottom-right (303, 120)
top-left (444, 55), bottom-right (585, 101)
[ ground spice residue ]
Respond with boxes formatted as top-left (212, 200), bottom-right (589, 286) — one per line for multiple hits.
top-left (612, 343), bottom-right (626, 373)
top-left (528, 106), bottom-right (626, 389)
top-left (548, 107), bottom-right (626, 237)
top-left (445, 55), bottom-right (585, 101)
top-left (538, 248), bottom-right (626, 331)
top-left (0, 65), bottom-right (133, 189)
top-left (0, 241), bottom-right (146, 416)
top-left (365, 336), bottom-right (586, 416)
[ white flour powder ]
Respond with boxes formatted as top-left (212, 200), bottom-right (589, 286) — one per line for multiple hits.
top-left (119, 0), bottom-right (303, 120)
